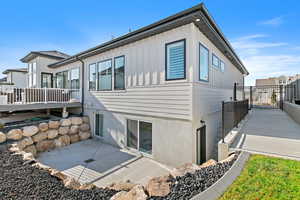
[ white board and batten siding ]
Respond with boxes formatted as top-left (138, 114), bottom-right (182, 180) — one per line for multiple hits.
top-left (84, 24), bottom-right (195, 121)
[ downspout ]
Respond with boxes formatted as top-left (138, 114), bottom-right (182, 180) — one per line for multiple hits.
top-left (76, 56), bottom-right (85, 116)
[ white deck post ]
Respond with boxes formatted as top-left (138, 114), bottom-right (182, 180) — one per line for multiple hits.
top-left (44, 87), bottom-right (47, 104)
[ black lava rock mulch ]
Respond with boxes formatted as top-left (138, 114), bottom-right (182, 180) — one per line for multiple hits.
top-left (149, 153), bottom-right (239, 200)
top-left (0, 150), bottom-right (118, 200)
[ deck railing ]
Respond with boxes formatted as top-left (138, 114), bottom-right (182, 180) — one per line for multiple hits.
top-left (0, 86), bottom-right (81, 105)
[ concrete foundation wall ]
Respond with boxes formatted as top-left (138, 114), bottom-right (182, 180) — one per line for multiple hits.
top-left (85, 108), bottom-right (193, 167)
top-left (283, 101), bottom-right (300, 124)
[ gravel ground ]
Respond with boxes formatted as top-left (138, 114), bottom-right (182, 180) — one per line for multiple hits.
top-left (0, 149), bottom-right (117, 200)
top-left (149, 153), bottom-right (239, 200)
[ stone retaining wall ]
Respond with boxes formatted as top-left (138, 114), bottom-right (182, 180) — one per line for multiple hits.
top-left (0, 116), bottom-right (91, 157)
top-left (283, 101), bottom-right (300, 124)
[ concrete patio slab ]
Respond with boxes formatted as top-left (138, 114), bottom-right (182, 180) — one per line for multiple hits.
top-left (231, 109), bottom-right (300, 160)
top-left (38, 139), bottom-right (172, 187)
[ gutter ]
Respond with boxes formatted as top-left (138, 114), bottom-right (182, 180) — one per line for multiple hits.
top-left (75, 56), bottom-right (85, 116)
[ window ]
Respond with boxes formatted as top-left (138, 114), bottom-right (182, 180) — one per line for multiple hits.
top-left (212, 54), bottom-right (220, 68)
top-left (114, 56), bottom-right (125, 90)
top-left (98, 59), bottom-right (112, 90)
top-left (70, 68), bottom-right (80, 89)
top-left (41, 73), bottom-right (53, 88)
top-left (89, 63), bottom-right (97, 90)
top-left (199, 44), bottom-right (209, 81)
top-left (165, 39), bottom-right (186, 80)
top-left (95, 113), bottom-right (104, 137)
top-left (220, 60), bottom-right (225, 72)
top-left (56, 71), bottom-right (69, 89)
top-left (126, 119), bottom-right (152, 154)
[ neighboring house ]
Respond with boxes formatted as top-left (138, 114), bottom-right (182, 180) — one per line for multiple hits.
top-left (256, 74), bottom-right (300, 86)
top-left (20, 51), bottom-right (70, 88)
top-left (2, 3), bottom-right (248, 167)
top-left (2, 68), bottom-right (28, 88)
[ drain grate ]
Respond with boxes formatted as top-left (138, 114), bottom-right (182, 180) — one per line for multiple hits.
top-left (84, 158), bottom-right (95, 164)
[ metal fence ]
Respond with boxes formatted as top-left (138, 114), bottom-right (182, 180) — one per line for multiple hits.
top-left (221, 99), bottom-right (249, 142)
top-left (285, 79), bottom-right (300, 104)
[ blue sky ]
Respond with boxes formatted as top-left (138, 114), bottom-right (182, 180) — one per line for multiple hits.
top-left (0, 0), bottom-right (300, 85)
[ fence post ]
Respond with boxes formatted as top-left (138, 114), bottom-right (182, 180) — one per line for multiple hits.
top-left (250, 86), bottom-right (253, 110)
top-left (233, 82), bottom-right (237, 101)
top-left (222, 101), bottom-right (225, 143)
top-left (280, 85), bottom-right (283, 110)
top-left (44, 87), bottom-right (47, 104)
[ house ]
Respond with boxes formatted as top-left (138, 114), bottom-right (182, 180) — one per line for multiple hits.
top-left (1, 3), bottom-right (248, 166)
top-left (2, 68), bottom-right (28, 88)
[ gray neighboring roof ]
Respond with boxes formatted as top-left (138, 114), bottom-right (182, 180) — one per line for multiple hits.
top-left (0, 77), bottom-right (7, 82)
top-left (20, 50), bottom-right (70, 63)
top-left (2, 68), bottom-right (28, 74)
top-left (48, 3), bottom-right (248, 75)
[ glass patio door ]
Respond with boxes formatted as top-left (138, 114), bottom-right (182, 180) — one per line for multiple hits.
top-left (127, 119), bottom-right (152, 154)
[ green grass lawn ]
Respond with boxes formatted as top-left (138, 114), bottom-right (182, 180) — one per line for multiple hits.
top-left (219, 154), bottom-right (300, 200)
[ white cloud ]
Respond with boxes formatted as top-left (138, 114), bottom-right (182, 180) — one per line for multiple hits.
top-left (231, 34), bottom-right (300, 85)
top-left (259, 16), bottom-right (283, 27)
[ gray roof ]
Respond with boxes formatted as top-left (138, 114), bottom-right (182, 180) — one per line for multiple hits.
top-left (20, 50), bottom-right (70, 63)
top-left (2, 68), bottom-right (28, 74)
top-left (48, 3), bottom-right (248, 75)
top-left (0, 77), bottom-right (7, 82)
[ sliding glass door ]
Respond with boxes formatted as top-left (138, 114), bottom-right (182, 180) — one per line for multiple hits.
top-left (126, 119), bottom-right (152, 154)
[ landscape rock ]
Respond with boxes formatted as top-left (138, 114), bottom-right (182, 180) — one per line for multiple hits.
top-left (17, 137), bottom-right (33, 150)
top-left (36, 140), bottom-right (55, 152)
top-left (49, 120), bottom-right (60, 129)
top-left (71, 117), bottom-right (83, 125)
top-left (113, 185), bottom-right (148, 200)
top-left (23, 152), bottom-right (35, 161)
top-left (64, 177), bottom-right (81, 189)
top-left (82, 116), bottom-right (89, 123)
top-left (50, 169), bottom-right (68, 180)
top-left (79, 184), bottom-right (96, 190)
top-left (47, 129), bottom-right (59, 139)
top-left (59, 126), bottom-right (69, 135)
top-left (70, 134), bottom-right (80, 143)
top-left (170, 163), bottom-right (202, 178)
top-left (79, 131), bottom-right (91, 140)
top-left (39, 122), bottom-right (49, 132)
top-left (23, 145), bottom-right (37, 157)
top-left (7, 129), bottom-right (23, 140)
top-left (32, 131), bottom-right (48, 143)
top-left (54, 139), bottom-right (63, 148)
top-left (108, 181), bottom-right (137, 192)
top-left (146, 175), bottom-right (172, 197)
top-left (0, 132), bottom-right (6, 143)
top-left (69, 125), bottom-right (80, 135)
top-left (23, 126), bottom-right (39, 137)
top-left (60, 118), bottom-right (71, 127)
top-left (200, 159), bottom-right (217, 168)
top-left (58, 135), bottom-right (70, 146)
top-left (110, 191), bottom-right (128, 200)
top-left (220, 153), bottom-right (236, 164)
top-left (80, 123), bottom-right (90, 132)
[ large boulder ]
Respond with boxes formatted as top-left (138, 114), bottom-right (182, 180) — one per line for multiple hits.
top-left (36, 140), bottom-right (55, 152)
top-left (71, 117), bottom-right (83, 125)
top-left (7, 129), bottom-right (23, 140)
top-left (0, 132), bottom-right (6, 143)
top-left (32, 131), bottom-right (48, 143)
top-left (80, 123), bottom-right (90, 132)
top-left (108, 181), bottom-right (137, 192)
top-left (146, 175), bottom-right (172, 197)
top-left (23, 126), bottom-right (39, 137)
top-left (69, 125), bottom-right (79, 135)
top-left (47, 129), bottom-right (59, 139)
top-left (17, 137), bottom-right (34, 150)
top-left (58, 126), bottom-right (69, 135)
top-left (60, 118), bottom-right (71, 127)
top-left (49, 121), bottom-right (60, 129)
top-left (70, 134), bottom-right (80, 143)
top-left (170, 163), bottom-right (202, 178)
top-left (23, 145), bottom-right (37, 157)
top-left (82, 116), bottom-right (89, 124)
top-left (200, 159), bottom-right (217, 168)
top-left (54, 139), bottom-right (63, 148)
top-left (79, 131), bottom-right (91, 141)
top-left (39, 122), bottom-right (49, 132)
top-left (112, 185), bottom-right (148, 200)
top-left (58, 135), bottom-right (70, 147)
